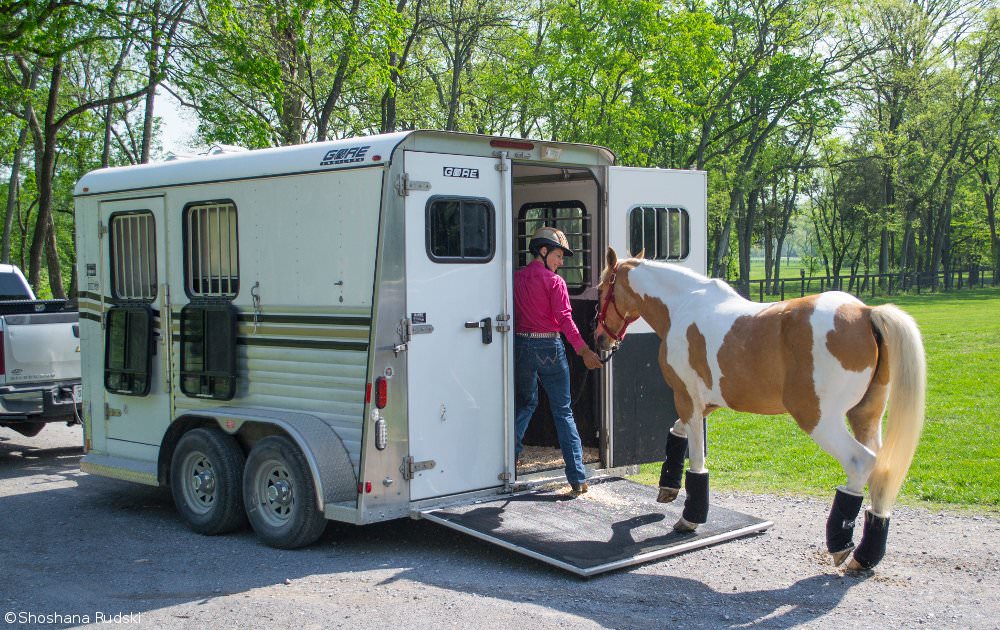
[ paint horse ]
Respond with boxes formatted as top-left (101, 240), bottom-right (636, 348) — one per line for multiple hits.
top-left (594, 248), bottom-right (926, 570)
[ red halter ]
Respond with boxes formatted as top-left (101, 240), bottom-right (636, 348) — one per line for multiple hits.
top-left (596, 266), bottom-right (639, 342)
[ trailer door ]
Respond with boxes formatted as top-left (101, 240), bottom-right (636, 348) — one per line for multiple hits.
top-left (97, 197), bottom-right (172, 460)
top-left (404, 151), bottom-right (512, 501)
top-left (605, 167), bottom-right (707, 467)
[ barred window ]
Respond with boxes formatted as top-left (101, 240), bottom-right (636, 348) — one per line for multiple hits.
top-left (110, 212), bottom-right (157, 301)
top-left (628, 206), bottom-right (689, 260)
top-left (185, 201), bottom-right (240, 298)
top-left (517, 201), bottom-right (590, 294)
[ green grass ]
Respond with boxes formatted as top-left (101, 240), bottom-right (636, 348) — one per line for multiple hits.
top-left (631, 287), bottom-right (1000, 514)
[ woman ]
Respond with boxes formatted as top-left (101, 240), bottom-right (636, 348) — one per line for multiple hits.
top-left (514, 226), bottom-right (603, 495)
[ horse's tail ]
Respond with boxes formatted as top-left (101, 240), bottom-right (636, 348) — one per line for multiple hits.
top-left (867, 304), bottom-right (926, 516)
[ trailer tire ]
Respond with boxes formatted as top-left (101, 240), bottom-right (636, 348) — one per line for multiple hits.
top-left (170, 427), bottom-right (248, 535)
top-left (243, 435), bottom-right (327, 549)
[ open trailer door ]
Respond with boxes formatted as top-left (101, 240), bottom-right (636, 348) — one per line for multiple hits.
top-left (604, 166), bottom-right (708, 468)
top-left (417, 477), bottom-right (771, 577)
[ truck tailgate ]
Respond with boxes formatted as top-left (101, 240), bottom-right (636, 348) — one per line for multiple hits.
top-left (3, 312), bottom-right (80, 383)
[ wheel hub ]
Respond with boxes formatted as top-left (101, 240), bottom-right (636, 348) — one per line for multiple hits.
top-left (193, 470), bottom-right (216, 494)
top-left (267, 479), bottom-right (292, 506)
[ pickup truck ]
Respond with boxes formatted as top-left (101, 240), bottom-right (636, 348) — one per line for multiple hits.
top-left (0, 264), bottom-right (82, 437)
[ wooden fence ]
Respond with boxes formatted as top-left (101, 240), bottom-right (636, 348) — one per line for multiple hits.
top-left (735, 266), bottom-right (998, 302)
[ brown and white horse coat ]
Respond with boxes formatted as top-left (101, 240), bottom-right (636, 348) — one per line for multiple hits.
top-left (596, 250), bottom-right (926, 569)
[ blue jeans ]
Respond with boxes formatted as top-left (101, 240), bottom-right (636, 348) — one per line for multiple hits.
top-left (514, 336), bottom-right (587, 485)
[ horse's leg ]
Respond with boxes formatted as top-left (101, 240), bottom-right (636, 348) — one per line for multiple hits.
top-left (844, 380), bottom-right (891, 572)
top-left (657, 419), bottom-right (688, 503)
top-left (673, 413), bottom-right (708, 532)
top-left (807, 412), bottom-right (877, 566)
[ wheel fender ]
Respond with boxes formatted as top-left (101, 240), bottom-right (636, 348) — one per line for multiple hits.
top-left (175, 408), bottom-right (358, 506)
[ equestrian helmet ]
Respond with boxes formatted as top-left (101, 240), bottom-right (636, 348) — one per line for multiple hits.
top-left (529, 226), bottom-right (574, 257)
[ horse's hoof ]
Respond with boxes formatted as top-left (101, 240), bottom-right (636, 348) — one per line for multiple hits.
top-left (673, 517), bottom-right (699, 532)
top-left (657, 487), bottom-right (679, 503)
top-left (845, 557), bottom-right (872, 573)
top-left (830, 547), bottom-right (854, 567)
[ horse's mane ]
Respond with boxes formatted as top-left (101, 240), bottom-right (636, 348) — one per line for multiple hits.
top-left (614, 258), bottom-right (742, 301)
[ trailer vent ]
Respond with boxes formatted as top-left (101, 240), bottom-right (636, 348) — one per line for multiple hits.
top-left (184, 201), bottom-right (240, 298)
top-left (109, 212), bottom-right (157, 301)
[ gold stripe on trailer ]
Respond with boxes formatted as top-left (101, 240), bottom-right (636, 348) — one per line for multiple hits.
top-left (80, 461), bottom-right (158, 486)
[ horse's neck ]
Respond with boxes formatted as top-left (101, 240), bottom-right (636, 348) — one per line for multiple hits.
top-left (628, 262), bottom-right (754, 332)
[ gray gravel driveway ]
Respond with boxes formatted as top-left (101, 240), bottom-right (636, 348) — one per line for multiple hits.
top-left (1, 424), bottom-right (997, 629)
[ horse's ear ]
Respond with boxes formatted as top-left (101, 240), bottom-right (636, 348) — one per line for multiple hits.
top-left (636, 248), bottom-right (645, 260)
top-left (606, 246), bottom-right (618, 269)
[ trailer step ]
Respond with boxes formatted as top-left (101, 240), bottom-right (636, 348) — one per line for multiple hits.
top-left (418, 476), bottom-right (771, 577)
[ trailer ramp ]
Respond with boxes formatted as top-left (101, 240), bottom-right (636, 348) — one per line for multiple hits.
top-left (418, 476), bottom-right (771, 577)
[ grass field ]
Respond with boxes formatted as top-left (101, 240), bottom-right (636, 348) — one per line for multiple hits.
top-left (631, 287), bottom-right (1000, 514)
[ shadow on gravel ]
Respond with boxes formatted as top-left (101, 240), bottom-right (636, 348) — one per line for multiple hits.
top-left (0, 437), bottom-right (83, 481)
top-left (0, 437), bottom-right (867, 629)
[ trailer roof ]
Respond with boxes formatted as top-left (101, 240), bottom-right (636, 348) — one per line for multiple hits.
top-left (74, 130), bottom-right (616, 197)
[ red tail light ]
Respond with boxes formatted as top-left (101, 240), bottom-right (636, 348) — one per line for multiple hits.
top-left (375, 377), bottom-right (388, 409)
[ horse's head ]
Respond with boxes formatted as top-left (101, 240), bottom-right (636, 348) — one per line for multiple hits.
top-left (594, 247), bottom-right (643, 353)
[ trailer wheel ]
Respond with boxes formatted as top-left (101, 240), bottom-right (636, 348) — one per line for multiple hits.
top-left (170, 427), bottom-right (247, 535)
top-left (243, 435), bottom-right (327, 549)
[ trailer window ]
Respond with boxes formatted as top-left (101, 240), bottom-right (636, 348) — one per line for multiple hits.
top-left (517, 201), bottom-right (590, 294)
top-left (628, 206), bottom-right (689, 260)
top-left (184, 201), bottom-right (240, 298)
top-left (104, 304), bottom-right (154, 396)
top-left (426, 197), bottom-right (495, 263)
top-left (180, 303), bottom-right (238, 400)
top-left (109, 211), bottom-right (157, 301)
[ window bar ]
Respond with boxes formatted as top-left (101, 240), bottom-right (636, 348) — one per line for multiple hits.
top-left (215, 205), bottom-right (223, 296)
top-left (125, 217), bottom-right (135, 298)
top-left (224, 207), bottom-right (233, 296)
top-left (145, 215), bottom-right (154, 298)
top-left (189, 208), bottom-right (197, 295)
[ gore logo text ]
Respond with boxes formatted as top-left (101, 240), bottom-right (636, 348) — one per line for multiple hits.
top-left (321, 145), bottom-right (370, 166)
top-left (443, 167), bottom-right (479, 178)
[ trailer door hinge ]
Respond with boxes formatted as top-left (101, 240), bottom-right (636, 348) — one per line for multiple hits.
top-left (98, 221), bottom-right (107, 238)
top-left (105, 403), bottom-right (122, 417)
top-left (401, 456), bottom-right (435, 480)
top-left (498, 471), bottom-right (511, 481)
top-left (397, 173), bottom-right (431, 196)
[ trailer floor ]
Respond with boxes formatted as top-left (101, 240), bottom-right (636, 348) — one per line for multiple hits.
top-left (419, 476), bottom-right (772, 577)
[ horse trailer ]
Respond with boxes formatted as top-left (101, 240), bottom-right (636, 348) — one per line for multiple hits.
top-left (74, 130), bottom-right (769, 576)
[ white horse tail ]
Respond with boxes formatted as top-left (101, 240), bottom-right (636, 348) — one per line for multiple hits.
top-left (867, 304), bottom-right (927, 516)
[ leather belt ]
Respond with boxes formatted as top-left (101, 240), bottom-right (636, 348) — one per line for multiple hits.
top-left (516, 332), bottom-right (559, 338)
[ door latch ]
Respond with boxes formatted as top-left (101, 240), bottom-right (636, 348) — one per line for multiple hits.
top-left (464, 317), bottom-right (493, 344)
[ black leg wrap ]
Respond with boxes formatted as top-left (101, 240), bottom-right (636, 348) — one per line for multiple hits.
top-left (658, 431), bottom-right (688, 489)
top-left (681, 470), bottom-right (709, 524)
top-left (826, 489), bottom-right (864, 554)
top-left (852, 510), bottom-right (890, 569)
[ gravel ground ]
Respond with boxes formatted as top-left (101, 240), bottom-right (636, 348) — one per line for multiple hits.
top-left (1, 423), bottom-right (997, 630)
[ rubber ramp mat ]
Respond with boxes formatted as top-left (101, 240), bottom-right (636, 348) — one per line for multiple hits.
top-left (419, 476), bottom-right (772, 577)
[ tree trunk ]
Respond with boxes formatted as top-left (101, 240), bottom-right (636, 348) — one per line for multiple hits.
top-left (45, 214), bottom-right (65, 299)
top-left (2, 125), bottom-right (28, 263)
top-left (141, 0), bottom-right (162, 163)
top-left (28, 59), bottom-right (62, 292)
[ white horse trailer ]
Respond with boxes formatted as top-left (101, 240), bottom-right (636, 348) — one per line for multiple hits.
top-left (75, 130), bottom-right (768, 576)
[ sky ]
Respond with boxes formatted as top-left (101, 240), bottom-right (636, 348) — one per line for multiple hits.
top-left (156, 89), bottom-right (200, 157)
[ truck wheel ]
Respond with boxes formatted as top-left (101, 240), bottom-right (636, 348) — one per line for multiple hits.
top-left (170, 427), bottom-right (247, 535)
top-left (243, 435), bottom-right (327, 549)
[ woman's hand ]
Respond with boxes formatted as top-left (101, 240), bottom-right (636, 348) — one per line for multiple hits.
top-left (579, 347), bottom-right (603, 370)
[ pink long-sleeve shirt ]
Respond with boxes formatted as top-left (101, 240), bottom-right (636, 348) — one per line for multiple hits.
top-left (513, 260), bottom-right (587, 353)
